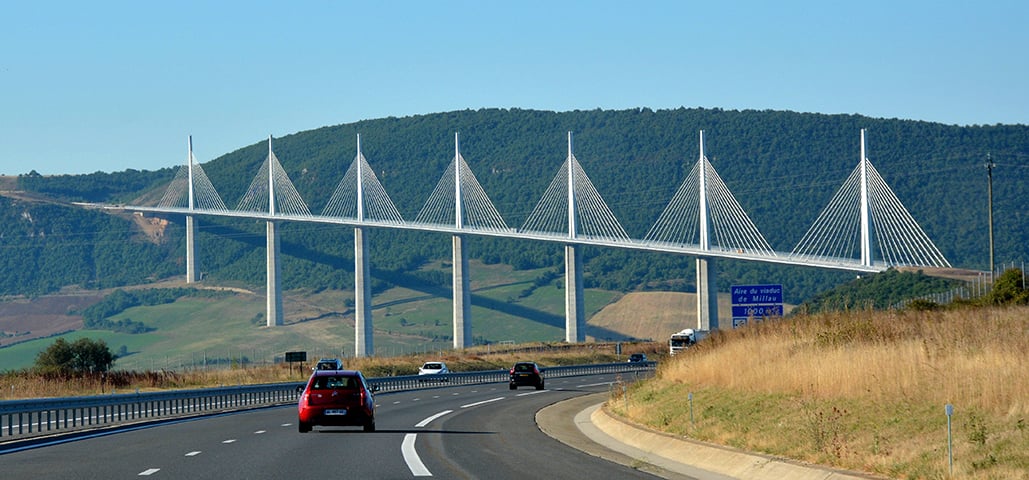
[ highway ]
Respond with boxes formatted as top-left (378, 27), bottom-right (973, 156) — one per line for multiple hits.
top-left (1, 372), bottom-right (668, 479)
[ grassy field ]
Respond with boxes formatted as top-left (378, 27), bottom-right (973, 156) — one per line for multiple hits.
top-left (608, 306), bottom-right (1029, 480)
top-left (0, 261), bottom-right (649, 371)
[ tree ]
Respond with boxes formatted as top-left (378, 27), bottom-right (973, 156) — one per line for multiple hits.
top-left (988, 268), bottom-right (1029, 305)
top-left (35, 338), bottom-right (116, 375)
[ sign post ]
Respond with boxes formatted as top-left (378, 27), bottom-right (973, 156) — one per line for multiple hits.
top-left (285, 351), bottom-right (307, 375)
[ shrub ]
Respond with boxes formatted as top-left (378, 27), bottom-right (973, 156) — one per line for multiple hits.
top-left (35, 338), bottom-right (116, 375)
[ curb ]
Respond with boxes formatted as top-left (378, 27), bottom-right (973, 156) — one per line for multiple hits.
top-left (589, 402), bottom-right (884, 480)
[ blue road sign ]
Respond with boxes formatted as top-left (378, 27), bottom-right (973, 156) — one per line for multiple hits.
top-left (731, 284), bottom-right (783, 305)
top-left (731, 284), bottom-right (783, 328)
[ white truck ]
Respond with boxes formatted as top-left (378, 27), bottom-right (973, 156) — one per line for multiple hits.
top-left (669, 328), bottom-right (697, 355)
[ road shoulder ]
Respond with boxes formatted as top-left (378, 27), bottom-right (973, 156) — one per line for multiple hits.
top-left (538, 392), bottom-right (884, 480)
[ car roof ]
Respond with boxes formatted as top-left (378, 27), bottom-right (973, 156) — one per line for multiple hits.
top-left (310, 369), bottom-right (360, 377)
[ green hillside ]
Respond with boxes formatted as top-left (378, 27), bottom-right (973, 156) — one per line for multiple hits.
top-left (5, 108), bottom-right (1028, 304)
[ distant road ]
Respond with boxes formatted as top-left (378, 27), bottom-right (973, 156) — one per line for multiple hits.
top-left (1, 373), bottom-right (665, 479)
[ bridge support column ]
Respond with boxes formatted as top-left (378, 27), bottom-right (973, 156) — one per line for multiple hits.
top-left (564, 244), bottom-right (585, 342)
top-left (696, 257), bottom-right (719, 331)
top-left (354, 227), bottom-right (373, 357)
top-left (266, 221), bottom-right (283, 326)
top-left (186, 215), bottom-right (197, 283)
top-left (452, 235), bottom-right (471, 349)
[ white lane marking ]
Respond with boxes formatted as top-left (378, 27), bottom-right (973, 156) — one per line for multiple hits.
top-left (451, 393), bottom-right (460, 396)
top-left (254, 430), bottom-right (266, 434)
top-left (402, 433), bottom-right (432, 477)
top-left (139, 468), bottom-right (160, 476)
top-left (185, 451), bottom-right (201, 457)
top-left (222, 439), bottom-right (236, 444)
top-left (577, 381), bottom-right (615, 388)
top-left (460, 397), bottom-right (504, 408)
top-left (394, 401), bottom-right (402, 404)
top-left (416, 410), bottom-right (453, 427)
top-left (281, 423), bottom-right (292, 427)
top-left (516, 390), bottom-right (549, 397)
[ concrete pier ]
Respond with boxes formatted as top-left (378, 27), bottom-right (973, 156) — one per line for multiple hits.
top-left (354, 226), bottom-right (373, 356)
top-left (564, 244), bottom-right (585, 342)
top-left (452, 234), bottom-right (471, 348)
top-left (266, 221), bottom-right (283, 326)
top-left (695, 257), bottom-right (719, 331)
top-left (186, 215), bottom-right (197, 283)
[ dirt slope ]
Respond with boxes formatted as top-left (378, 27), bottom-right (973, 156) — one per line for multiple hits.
top-left (587, 291), bottom-right (733, 342)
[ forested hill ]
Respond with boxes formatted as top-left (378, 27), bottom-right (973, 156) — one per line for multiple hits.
top-left (9, 108), bottom-right (1029, 302)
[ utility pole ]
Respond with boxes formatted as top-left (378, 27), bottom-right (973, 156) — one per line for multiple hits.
top-left (986, 153), bottom-right (995, 277)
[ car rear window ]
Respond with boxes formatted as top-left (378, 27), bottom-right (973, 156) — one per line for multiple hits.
top-left (424, 363), bottom-right (442, 369)
top-left (310, 375), bottom-right (357, 390)
top-left (515, 364), bottom-right (533, 372)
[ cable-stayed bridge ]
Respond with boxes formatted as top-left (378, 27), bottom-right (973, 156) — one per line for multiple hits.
top-left (120, 129), bottom-right (949, 357)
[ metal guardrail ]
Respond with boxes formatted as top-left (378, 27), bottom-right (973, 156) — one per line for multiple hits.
top-left (0, 361), bottom-right (654, 443)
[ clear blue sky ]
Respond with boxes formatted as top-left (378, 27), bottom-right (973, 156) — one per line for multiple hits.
top-left (3, 0), bottom-right (1027, 175)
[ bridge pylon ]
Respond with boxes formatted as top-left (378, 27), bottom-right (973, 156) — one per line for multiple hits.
top-left (791, 130), bottom-right (950, 268)
top-left (696, 131), bottom-right (719, 332)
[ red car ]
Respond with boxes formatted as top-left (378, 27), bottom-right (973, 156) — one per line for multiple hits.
top-left (298, 369), bottom-right (378, 433)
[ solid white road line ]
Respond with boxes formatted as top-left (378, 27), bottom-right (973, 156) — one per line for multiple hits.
top-left (416, 410), bottom-right (453, 427)
top-left (402, 433), bottom-right (432, 477)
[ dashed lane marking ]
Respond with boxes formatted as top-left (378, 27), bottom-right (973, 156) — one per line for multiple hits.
top-left (460, 397), bottom-right (504, 409)
top-left (415, 410), bottom-right (453, 427)
top-left (516, 390), bottom-right (549, 397)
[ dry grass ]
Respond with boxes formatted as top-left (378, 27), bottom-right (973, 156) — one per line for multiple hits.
top-left (0, 341), bottom-right (638, 400)
top-left (609, 306), bottom-right (1029, 479)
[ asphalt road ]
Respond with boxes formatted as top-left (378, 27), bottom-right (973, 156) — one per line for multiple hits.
top-left (1, 372), bottom-right (664, 479)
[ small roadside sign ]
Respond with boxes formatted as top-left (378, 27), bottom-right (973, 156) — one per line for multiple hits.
top-left (285, 351), bottom-right (307, 374)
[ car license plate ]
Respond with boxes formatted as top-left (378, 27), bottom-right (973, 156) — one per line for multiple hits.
top-left (325, 409), bottom-right (347, 415)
